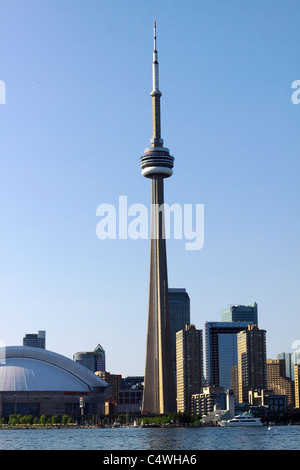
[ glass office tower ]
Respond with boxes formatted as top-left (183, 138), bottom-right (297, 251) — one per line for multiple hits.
top-left (23, 331), bottom-right (46, 349)
top-left (73, 344), bottom-right (106, 373)
top-left (277, 352), bottom-right (294, 381)
top-left (205, 322), bottom-right (253, 391)
top-left (169, 288), bottom-right (190, 375)
top-left (221, 302), bottom-right (258, 325)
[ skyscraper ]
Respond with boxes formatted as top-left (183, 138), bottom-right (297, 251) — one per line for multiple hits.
top-left (176, 324), bottom-right (203, 413)
top-left (73, 344), bottom-right (106, 373)
top-left (266, 359), bottom-right (293, 406)
top-left (294, 365), bottom-right (300, 408)
top-left (141, 22), bottom-right (176, 414)
top-left (169, 288), bottom-right (190, 375)
top-left (237, 325), bottom-right (267, 403)
top-left (278, 352), bottom-right (297, 381)
top-left (221, 302), bottom-right (258, 324)
top-left (277, 352), bottom-right (293, 380)
top-left (23, 330), bottom-right (46, 349)
top-left (205, 321), bottom-right (251, 391)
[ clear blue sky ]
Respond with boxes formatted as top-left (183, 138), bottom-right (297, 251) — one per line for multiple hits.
top-left (0, 0), bottom-right (299, 377)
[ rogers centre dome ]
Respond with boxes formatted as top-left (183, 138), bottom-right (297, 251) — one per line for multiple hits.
top-left (0, 346), bottom-right (108, 418)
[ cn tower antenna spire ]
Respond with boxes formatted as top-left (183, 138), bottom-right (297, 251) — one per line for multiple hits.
top-left (151, 20), bottom-right (162, 149)
top-left (152, 20), bottom-right (159, 91)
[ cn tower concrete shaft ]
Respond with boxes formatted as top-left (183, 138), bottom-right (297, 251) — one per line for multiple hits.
top-left (140, 22), bottom-right (176, 414)
top-left (142, 177), bottom-right (176, 414)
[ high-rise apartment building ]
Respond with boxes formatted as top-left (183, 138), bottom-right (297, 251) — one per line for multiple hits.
top-left (221, 302), bottom-right (258, 324)
top-left (294, 365), bottom-right (300, 409)
top-left (267, 359), bottom-right (294, 406)
top-left (169, 288), bottom-right (190, 375)
top-left (96, 371), bottom-right (121, 407)
top-left (141, 22), bottom-right (176, 414)
top-left (205, 322), bottom-right (251, 391)
top-left (23, 330), bottom-right (46, 349)
top-left (73, 344), bottom-right (105, 373)
top-left (237, 325), bottom-right (267, 403)
top-left (176, 324), bottom-right (203, 413)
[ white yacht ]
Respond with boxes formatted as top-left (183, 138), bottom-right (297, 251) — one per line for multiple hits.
top-left (219, 412), bottom-right (262, 427)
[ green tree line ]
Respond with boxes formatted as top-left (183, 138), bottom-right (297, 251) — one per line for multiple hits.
top-left (1, 414), bottom-right (74, 426)
top-left (116, 412), bottom-right (201, 426)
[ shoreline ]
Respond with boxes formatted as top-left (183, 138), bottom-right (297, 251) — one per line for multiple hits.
top-left (0, 422), bottom-right (299, 430)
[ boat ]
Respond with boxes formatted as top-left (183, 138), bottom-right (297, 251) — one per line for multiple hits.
top-left (219, 412), bottom-right (263, 427)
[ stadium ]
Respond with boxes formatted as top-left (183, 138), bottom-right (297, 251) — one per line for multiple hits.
top-left (0, 346), bottom-right (108, 419)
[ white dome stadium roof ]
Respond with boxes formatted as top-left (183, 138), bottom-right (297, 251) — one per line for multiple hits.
top-left (0, 346), bottom-right (108, 392)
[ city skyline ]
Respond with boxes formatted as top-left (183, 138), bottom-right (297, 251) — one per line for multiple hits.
top-left (0, 1), bottom-right (299, 378)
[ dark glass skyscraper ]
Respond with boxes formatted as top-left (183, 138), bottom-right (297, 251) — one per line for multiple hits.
top-left (205, 322), bottom-right (252, 391)
top-left (169, 288), bottom-right (190, 375)
top-left (23, 330), bottom-right (46, 349)
top-left (140, 22), bottom-right (176, 414)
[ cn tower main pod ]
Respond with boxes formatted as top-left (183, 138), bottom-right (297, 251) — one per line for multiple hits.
top-left (140, 21), bottom-right (176, 414)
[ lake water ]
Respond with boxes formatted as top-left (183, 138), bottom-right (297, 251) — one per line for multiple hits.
top-left (0, 425), bottom-right (300, 451)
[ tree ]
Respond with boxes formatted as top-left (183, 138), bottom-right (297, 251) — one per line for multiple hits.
top-left (51, 415), bottom-right (59, 425)
top-left (62, 415), bottom-right (73, 425)
top-left (20, 416), bottom-right (28, 425)
top-left (40, 414), bottom-right (47, 425)
top-left (9, 415), bottom-right (17, 426)
top-left (116, 414), bottom-right (127, 425)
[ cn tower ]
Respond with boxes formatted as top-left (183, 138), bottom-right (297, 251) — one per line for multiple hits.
top-left (140, 21), bottom-right (176, 414)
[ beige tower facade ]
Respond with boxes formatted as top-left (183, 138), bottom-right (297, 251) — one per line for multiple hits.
top-left (294, 364), bottom-right (300, 409)
top-left (266, 359), bottom-right (293, 405)
top-left (176, 325), bottom-right (203, 413)
top-left (237, 325), bottom-right (267, 403)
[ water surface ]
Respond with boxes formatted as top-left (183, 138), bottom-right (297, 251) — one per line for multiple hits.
top-left (0, 425), bottom-right (299, 450)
